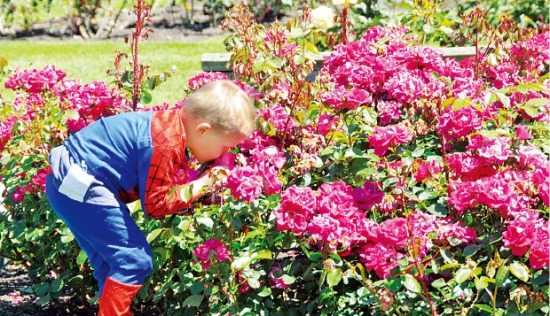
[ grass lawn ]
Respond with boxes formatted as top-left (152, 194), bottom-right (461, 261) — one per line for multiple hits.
top-left (1, 36), bottom-right (227, 105)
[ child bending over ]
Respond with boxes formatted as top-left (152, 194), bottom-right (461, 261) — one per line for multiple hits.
top-left (46, 80), bottom-right (256, 315)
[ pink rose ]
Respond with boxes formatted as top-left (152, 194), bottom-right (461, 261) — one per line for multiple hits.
top-left (515, 124), bottom-right (533, 140)
top-left (193, 238), bottom-right (230, 270)
top-left (187, 72), bottom-right (228, 90)
top-left (368, 124), bottom-right (413, 156)
top-left (414, 160), bottom-right (441, 182)
top-left (273, 185), bottom-right (316, 235)
top-left (353, 180), bottom-right (384, 210)
top-left (317, 181), bottom-right (358, 218)
top-left (227, 166), bottom-right (263, 202)
top-left (357, 243), bottom-right (405, 279)
top-left (379, 217), bottom-right (409, 249)
top-left (438, 106), bottom-right (482, 140)
top-left (477, 136), bottom-right (514, 164)
top-left (448, 181), bottom-right (479, 213)
top-left (317, 113), bottom-right (339, 136)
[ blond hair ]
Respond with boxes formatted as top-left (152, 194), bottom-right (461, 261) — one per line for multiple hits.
top-left (183, 80), bottom-right (256, 136)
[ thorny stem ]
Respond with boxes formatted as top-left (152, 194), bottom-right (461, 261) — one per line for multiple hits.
top-left (130, 0), bottom-right (151, 110)
top-left (405, 215), bottom-right (439, 316)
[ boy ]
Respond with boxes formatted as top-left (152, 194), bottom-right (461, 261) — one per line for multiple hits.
top-left (45, 80), bottom-right (256, 315)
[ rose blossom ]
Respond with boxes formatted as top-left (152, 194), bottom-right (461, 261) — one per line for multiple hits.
top-left (438, 106), bottom-right (482, 140)
top-left (310, 6), bottom-right (335, 31)
top-left (515, 124), bottom-right (533, 140)
top-left (353, 180), bottom-right (384, 210)
top-left (227, 166), bottom-right (263, 202)
top-left (193, 239), bottom-right (230, 270)
top-left (357, 243), bottom-right (405, 279)
top-left (317, 113), bottom-right (339, 136)
top-left (379, 217), bottom-right (409, 249)
top-left (316, 181), bottom-right (358, 218)
top-left (414, 160), bottom-right (441, 182)
top-left (273, 185), bottom-right (316, 235)
top-left (476, 136), bottom-right (514, 164)
top-left (187, 72), bottom-right (228, 90)
top-left (368, 124), bottom-right (413, 156)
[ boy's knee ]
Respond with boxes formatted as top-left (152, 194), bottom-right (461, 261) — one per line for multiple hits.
top-left (111, 247), bottom-right (153, 284)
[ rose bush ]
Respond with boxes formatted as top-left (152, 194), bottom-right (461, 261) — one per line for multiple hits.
top-left (1, 4), bottom-right (549, 316)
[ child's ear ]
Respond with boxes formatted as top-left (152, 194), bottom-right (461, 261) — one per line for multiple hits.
top-left (195, 122), bottom-right (211, 135)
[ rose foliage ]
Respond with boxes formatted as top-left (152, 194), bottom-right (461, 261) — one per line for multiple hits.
top-left (1, 5), bottom-right (549, 316)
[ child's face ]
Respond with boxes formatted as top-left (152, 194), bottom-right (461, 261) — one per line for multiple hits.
top-left (191, 129), bottom-right (246, 164)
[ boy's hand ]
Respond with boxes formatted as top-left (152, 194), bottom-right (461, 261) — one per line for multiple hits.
top-left (185, 166), bottom-right (230, 203)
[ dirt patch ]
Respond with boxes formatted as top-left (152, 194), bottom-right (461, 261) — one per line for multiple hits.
top-left (0, 264), bottom-right (62, 316)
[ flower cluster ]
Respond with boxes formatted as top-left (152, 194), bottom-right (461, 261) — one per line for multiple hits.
top-left (273, 182), bottom-right (477, 278)
top-left (1, 66), bottom-right (131, 202)
top-left (226, 145), bottom-right (286, 202)
top-left (502, 210), bottom-right (549, 269)
top-left (193, 238), bottom-right (230, 270)
top-left (368, 123), bottom-right (413, 156)
top-left (448, 132), bottom-right (549, 218)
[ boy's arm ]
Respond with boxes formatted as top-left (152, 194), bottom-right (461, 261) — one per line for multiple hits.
top-left (141, 145), bottom-right (228, 218)
top-left (184, 166), bottom-right (229, 202)
top-left (142, 146), bottom-right (195, 218)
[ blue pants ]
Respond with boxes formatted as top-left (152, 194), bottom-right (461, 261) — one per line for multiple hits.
top-left (46, 175), bottom-right (153, 296)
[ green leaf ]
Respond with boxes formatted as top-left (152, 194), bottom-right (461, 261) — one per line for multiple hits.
top-left (146, 228), bottom-right (165, 243)
top-left (179, 184), bottom-right (192, 202)
top-left (289, 26), bottom-right (305, 38)
top-left (525, 97), bottom-right (549, 108)
top-left (251, 250), bottom-right (272, 260)
top-left (474, 276), bottom-right (488, 290)
top-left (509, 262), bottom-right (529, 282)
top-left (440, 263), bottom-right (461, 270)
top-left (182, 294), bottom-right (203, 307)
top-left (141, 90), bottom-right (153, 104)
top-left (231, 255), bottom-right (252, 270)
top-left (34, 282), bottom-right (50, 296)
top-left (411, 147), bottom-right (424, 158)
top-left (452, 98), bottom-right (470, 111)
top-left (60, 233), bottom-right (74, 243)
top-left (294, 55), bottom-right (306, 65)
top-left (76, 250), bottom-right (87, 265)
top-left (267, 58), bottom-right (283, 69)
top-left (494, 92), bottom-right (510, 107)
top-left (51, 279), bottom-right (63, 293)
top-left (195, 217), bottom-right (214, 229)
top-left (253, 60), bottom-right (266, 74)
top-left (248, 278), bottom-right (261, 289)
top-left (403, 274), bottom-right (422, 293)
top-left (282, 274), bottom-right (296, 285)
top-left (418, 190), bottom-right (439, 201)
top-left (307, 252), bottom-right (323, 261)
top-left (382, 177), bottom-right (399, 189)
top-left (190, 282), bottom-right (204, 295)
top-left (37, 294), bottom-right (51, 306)
top-left (63, 109), bottom-right (80, 122)
top-left (431, 278), bottom-right (446, 288)
top-left (463, 244), bottom-right (480, 257)
top-left (474, 304), bottom-right (494, 313)
top-left (532, 270), bottom-right (549, 285)
top-left (495, 266), bottom-right (510, 287)
top-left (326, 269), bottom-right (342, 287)
top-left (385, 277), bottom-right (403, 292)
top-left (257, 286), bottom-right (272, 297)
top-left (455, 267), bottom-right (473, 284)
